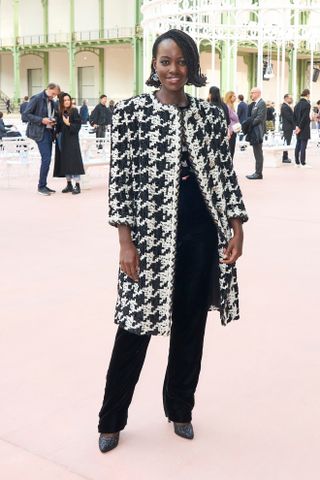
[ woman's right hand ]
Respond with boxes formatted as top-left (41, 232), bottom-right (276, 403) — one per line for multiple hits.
top-left (119, 242), bottom-right (140, 282)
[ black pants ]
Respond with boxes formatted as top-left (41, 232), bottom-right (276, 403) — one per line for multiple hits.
top-left (295, 138), bottom-right (308, 165)
top-left (96, 125), bottom-right (106, 138)
top-left (229, 132), bottom-right (237, 160)
top-left (282, 130), bottom-right (293, 160)
top-left (252, 142), bottom-right (264, 176)
top-left (98, 222), bottom-right (219, 433)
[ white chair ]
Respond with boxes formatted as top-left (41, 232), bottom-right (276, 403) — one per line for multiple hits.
top-left (0, 137), bottom-right (35, 186)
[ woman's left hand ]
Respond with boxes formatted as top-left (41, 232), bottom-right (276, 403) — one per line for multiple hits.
top-left (221, 219), bottom-right (244, 265)
top-left (221, 234), bottom-right (243, 265)
top-left (62, 115), bottom-right (70, 126)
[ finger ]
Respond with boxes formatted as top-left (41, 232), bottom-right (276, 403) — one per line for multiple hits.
top-left (223, 250), bottom-right (240, 265)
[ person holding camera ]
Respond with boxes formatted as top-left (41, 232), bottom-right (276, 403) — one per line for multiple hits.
top-left (23, 82), bottom-right (60, 195)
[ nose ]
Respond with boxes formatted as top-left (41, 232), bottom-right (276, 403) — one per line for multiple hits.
top-left (168, 62), bottom-right (180, 75)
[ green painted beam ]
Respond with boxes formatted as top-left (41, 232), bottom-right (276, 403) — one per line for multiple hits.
top-left (13, 48), bottom-right (21, 102)
top-left (99, 48), bottom-right (105, 96)
top-left (41, 0), bottom-right (48, 41)
top-left (13, 0), bottom-right (19, 39)
top-left (99, 0), bottom-right (104, 39)
top-left (133, 0), bottom-right (143, 95)
top-left (43, 51), bottom-right (49, 87)
top-left (68, 0), bottom-right (76, 97)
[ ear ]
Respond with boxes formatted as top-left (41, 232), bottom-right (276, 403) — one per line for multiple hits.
top-left (152, 58), bottom-right (157, 72)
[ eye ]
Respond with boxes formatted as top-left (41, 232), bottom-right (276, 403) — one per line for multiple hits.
top-left (160, 60), bottom-right (169, 66)
top-left (179, 60), bottom-right (187, 66)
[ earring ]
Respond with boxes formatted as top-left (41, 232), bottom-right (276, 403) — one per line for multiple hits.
top-left (151, 71), bottom-right (159, 82)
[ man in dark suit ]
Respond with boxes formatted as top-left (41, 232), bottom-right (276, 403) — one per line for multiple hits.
top-left (280, 94), bottom-right (294, 163)
top-left (294, 89), bottom-right (311, 168)
top-left (246, 87), bottom-right (267, 180)
top-left (237, 94), bottom-right (248, 124)
top-left (23, 82), bottom-right (60, 195)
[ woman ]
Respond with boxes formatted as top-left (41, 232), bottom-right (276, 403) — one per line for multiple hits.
top-left (53, 93), bottom-right (85, 194)
top-left (224, 91), bottom-right (240, 159)
top-left (98, 29), bottom-right (248, 453)
top-left (208, 85), bottom-right (230, 127)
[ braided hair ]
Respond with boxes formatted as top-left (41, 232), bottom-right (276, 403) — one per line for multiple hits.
top-left (146, 29), bottom-right (207, 88)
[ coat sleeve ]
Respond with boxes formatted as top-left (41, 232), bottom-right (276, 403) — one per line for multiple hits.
top-left (69, 108), bottom-right (81, 134)
top-left (22, 96), bottom-right (43, 125)
top-left (108, 104), bottom-right (135, 228)
top-left (212, 108), bottom-right (249, 223)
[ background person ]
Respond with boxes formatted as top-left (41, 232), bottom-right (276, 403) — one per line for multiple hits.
top-left (19, 96), bottom-right (29, 121)
top-left (23, 82), bottom-right (60, 195)
top-left (224, 90), bottom-right (240, 160)
top-left (89, 94), bottom-right (112, 138)
top-left (208, 86), bottom-right (230, 127)
top-left (280, 94), bottom-right (294, 163)
top-left (237, 94), bottom-right (248, 125)
top-left (53, 92), bottom-right (85, 194)
top-left (80, 99), bottom-right (89, 124)
top-left (98, 28), bottom-right (248, 454)
top-left (294, 89), bottom-right (311, 168)
top-left (0, 111), bottom-right (7, 139)
top-left (245, 87), bottom-right (266, 180)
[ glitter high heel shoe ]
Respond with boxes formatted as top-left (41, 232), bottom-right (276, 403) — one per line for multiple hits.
top-left (168, 419), bottom-right (194, 440)
top-left (98, 432), bottom-right (120, 453)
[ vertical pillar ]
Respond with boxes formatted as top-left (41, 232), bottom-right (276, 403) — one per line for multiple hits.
top-left (13, 0), bottom-right (20, 103)
top-left (69, 0), bottom-right (76, 97)
top-left (99, 48), bottom-right (105, 96)
top-left (99, 0), bottom-right (104, 39)
top-left (41, 0), bottom-right (48, 42)
top-left (243, 53), bottom-right (257, 99)
top-left (134, 0), bottom-right (143, 95)
top-left (13, 48), bottom-right (21, 102)
top-left (43, 51), bottom-right (49, 87)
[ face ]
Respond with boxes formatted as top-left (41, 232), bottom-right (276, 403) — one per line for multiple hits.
top-left (250, 89), bottom-right (260, 101)
top-left (72, 99), bottom-right (76, 106)
top-left (286, 96), bottom-right (293, 105)
top-left (100, 97), bottom-right (107, 106)
top-left (153, 39), bottom-right (188, 93)
top-left (63, 96), bottom-right (71, 108)
top-left (47, 87), bottom-right (60, 100)
top-left (231, 93), bottom-right (236, 103)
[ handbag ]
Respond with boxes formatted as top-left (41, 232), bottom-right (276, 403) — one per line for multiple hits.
top-left (232, 122), bottom-right (241, 133)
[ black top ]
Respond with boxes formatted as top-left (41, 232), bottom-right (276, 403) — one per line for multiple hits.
top-left (178, 106), bottom-right (214, 235)
top-left (89, 103), bottom-right (112, 126)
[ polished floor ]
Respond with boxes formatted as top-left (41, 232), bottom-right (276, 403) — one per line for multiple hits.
top-left (1, 144), bottom-right (319, 479)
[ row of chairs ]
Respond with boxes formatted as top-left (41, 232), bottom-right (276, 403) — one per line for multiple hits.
top-left (0, 136), bottom-right (110, 187)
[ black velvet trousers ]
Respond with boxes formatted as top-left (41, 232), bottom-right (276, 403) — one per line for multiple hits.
top-left (98, 221), bottom-right (219, 434)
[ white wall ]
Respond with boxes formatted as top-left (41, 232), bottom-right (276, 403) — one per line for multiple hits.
top-left (105, 44), bottom-right (134, 101)
top-left (75, 0), bottom-right (99, 33)
top-left (0, 0), bottom-right (14, 40)
top-left (0, 53), bottom-right (13, 97)
top-left (48, 0), bottom-right (69, 35)
top-left (104, 0), bottom-right (135, 30)
top-left (19, 0), bottom-right (43, 37)
top-left (48, 50), bottom-right (69, 90)
top-left (76, 50), bottom-right (100, 100)
top-left (20, 54), bottom-right (43, 96)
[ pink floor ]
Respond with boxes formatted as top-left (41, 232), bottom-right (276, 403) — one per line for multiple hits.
top-left (1, 147), bottom-right (320, 479)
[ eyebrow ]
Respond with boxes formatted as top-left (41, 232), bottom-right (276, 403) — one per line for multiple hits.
top-left (159, 55), bottom-right (185, 59)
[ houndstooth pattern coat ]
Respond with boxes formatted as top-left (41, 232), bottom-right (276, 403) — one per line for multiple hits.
top-left (108, 93), bottom-right (248, 336)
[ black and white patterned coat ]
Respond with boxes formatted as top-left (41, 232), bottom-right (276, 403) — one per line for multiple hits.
top-left (109, 93), bottom-right (248, 336)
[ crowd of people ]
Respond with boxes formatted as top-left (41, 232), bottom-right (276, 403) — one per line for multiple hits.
top-left (3, 86), bottom-right (113, 195)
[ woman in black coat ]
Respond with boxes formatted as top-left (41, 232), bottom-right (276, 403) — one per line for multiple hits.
top-left (53, 93), bottom-right (85, 194)
top-left (98, 29), bottom-right (247, 454)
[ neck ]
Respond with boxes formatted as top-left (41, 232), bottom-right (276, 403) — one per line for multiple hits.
top-left (156, 87), bottom-right (188, 107)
